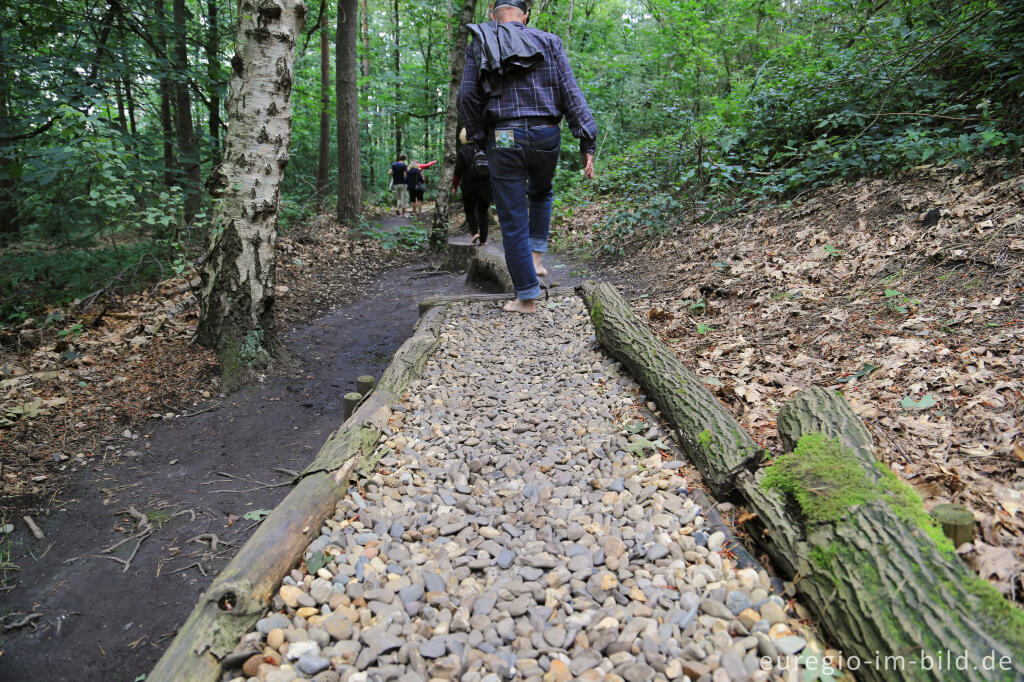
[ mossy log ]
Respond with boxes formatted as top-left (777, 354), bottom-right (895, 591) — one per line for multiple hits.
top-left (147, 306), bottom-right (448, 682)
top-left (742, 387), bottom-right (1024, 682)
top-left (577, 281), bottom-right (765, 495)
top-left (576, 282), bottom-right (1024, 681)
top-left (466, 243), bottom-right (514, 292)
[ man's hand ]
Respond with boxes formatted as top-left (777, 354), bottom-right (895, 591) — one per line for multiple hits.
top-left (582, 153), bottom-right (595, 180)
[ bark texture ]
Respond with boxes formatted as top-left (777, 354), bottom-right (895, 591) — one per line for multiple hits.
top-left (173, 0), bottom-right (201, 224)
top-left (316, 1), bottom-right (330, 201)
top-left (196, 0), bottom-right (306, 352)
top-left (739, 387), bottom-right (1024, 682)
top-left (577, 281), bottom-right (765, 495)
top-left (148, 299), bottom-right (446, 682)
top-left (430, 0), bottom-right (478, 250)
top-left (336, 0), bottom-right (362, 221)
top-left (466, 243), bottom-right (514, 293)
top-left (571, 288), bottom-right (1024, 682)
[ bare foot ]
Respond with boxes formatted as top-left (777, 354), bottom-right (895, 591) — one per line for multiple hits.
top-left (532, 252), bottom-right (548, 277)
top-left (471, 233), bottom-right (480, 245)
top-left (503, 299), bottom-right (536, 314)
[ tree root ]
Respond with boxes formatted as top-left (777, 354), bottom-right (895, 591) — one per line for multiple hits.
top-left (2, 612), bottom-right (43, 632)
top-left (189, 533), bottom-right (232, 551)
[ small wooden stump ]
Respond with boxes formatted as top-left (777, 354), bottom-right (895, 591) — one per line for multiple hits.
top-left (931, 503), bottom-right (975, 548)
top-left (356, 375), bottom-right (376, 396)
top-left (343, 392), bottom-right (363, 420)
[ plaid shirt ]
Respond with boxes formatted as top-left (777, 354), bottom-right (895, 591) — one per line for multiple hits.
top-left (459, 23), bottom-right (597, 156)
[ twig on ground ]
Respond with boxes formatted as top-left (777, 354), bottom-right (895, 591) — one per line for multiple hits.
top-left (23, 515), bottom-right (45, 540)
top-left (179, 400), bottom-right (223, 418)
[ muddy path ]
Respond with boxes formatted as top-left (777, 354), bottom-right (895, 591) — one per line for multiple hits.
top-left (0, 221), bottom-right (582, 682)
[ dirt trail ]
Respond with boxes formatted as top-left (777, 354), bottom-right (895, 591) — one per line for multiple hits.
top-left (0, 218), bottom-right (582, 681)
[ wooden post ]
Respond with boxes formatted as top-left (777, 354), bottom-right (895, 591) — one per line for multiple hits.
top-left (356, 375), bottom-right (376, 395)
top-left (343, 392), bottom-right (363, 420)
top-left (931, 503), bottom-right (975, 548)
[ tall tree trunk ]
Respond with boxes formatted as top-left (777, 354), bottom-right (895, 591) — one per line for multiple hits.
top-left (360, 0), bottom-right (373, 186)
top-left (123, 75), bottom-right (138, 142)
top-left (567, 0), bottom-right (575, 42)
top-left (392, 0), bottom-right (402, 158)
top-left (196, 0), bottom-right (307, 355)
top-left (316, 0), bottom-right (330, 202)
top-left (336, 0), bottom-right (362, 221)
top-left (173, 0), bottom-right (201, 225)
top-left (423, 38), bottom-right (431, 153)
top-left (155, 0), bottom-right (176, 188)
top-left (114, 76), bottom-right (128, 139)
top-left (206, 0), bottom-right (222, 166)
top-left (0, 27), bottom-right (17, 240)
top-left (429, 0), bottom-right (477, 249)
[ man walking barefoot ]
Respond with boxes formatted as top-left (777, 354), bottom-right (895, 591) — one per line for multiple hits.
top-left (459, 0), bottom-right (596, 314)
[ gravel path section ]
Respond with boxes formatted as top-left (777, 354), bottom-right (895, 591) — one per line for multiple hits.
top-left (223, 296), bottom-right (826, 682)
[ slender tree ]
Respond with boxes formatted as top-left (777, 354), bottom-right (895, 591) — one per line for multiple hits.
top-left (196, 0), bottom-right (307, 354)
top-left (155, 0), bottom-right (176, 188)
top-left (392, 0), bottom-right (403, 158)
top-left (206, 0), bottom-right (223, 166)
top-left (360, 0), bottom-right (373, 186)
top-left (336, 0), bottom-right (361, 220)
top-left (317, 0), bottom-right (330, 202)
top-left (430, 0), bottom-right (478, 249)
top-left (172, 0), bottom-right (201, 224)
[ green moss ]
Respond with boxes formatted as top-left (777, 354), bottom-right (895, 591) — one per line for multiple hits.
top-left (809, 541), bottom-right (842, 570)
top-left (698, 429), bottom-right (713, 448)
top-left (874, 462), bottom-right (954, 555)
top-left (762, 434), bottom-right (878, 523)
top-left (762, 433), bottom-right (955, 557)
top-left (589, 300), bottom-right (604, 328)
top-left (964, 576), bottom-right (1024, 650)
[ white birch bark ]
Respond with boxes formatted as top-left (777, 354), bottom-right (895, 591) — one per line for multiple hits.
top-left (196, 0), bottom-right (306, 352)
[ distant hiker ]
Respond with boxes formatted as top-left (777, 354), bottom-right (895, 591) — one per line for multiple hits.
top-left (453, 127), bottom-right (493, 245)
top-left (389, 154), bottom-right (409, 216)
top-left (459, 0), bottom-right (596, 314)
top-left (406, 162), bottom-right (426, 215)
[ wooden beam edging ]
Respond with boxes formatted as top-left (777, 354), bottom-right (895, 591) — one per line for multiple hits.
top-left (418, 288), bottom-right (579, 315)
top-left (147, 304), bottom-right (449, 682)
top-left (577, 280), bottom-right (765, 495)
top-left (576, 280), bottom-right (1024, 681)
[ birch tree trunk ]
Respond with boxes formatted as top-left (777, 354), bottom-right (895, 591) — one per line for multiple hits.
top-left (336, 0), bottom-right (362, 221)
top-left (429, 0), bottom-right (478, 250)
top-left (196, 0), bottom-right (307, 356)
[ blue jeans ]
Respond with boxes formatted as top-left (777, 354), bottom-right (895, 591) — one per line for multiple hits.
top-left (487, 125), bottom-right (560, 301)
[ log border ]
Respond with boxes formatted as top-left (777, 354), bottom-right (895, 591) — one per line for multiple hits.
top-left (577, 280), bottom-right (1024, 682)
top-left (147, 304), bottom-right (448, 682)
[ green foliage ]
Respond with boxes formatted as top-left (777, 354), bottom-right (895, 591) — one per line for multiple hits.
top-left (883, 288), bottom-right (919, 314)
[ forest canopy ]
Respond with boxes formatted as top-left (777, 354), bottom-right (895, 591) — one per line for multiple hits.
top-left (1, 0), bottom-right (1022, 324)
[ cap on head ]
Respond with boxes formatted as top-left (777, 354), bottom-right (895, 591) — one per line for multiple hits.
top-left (493, 0), bottom-right (529, 12)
